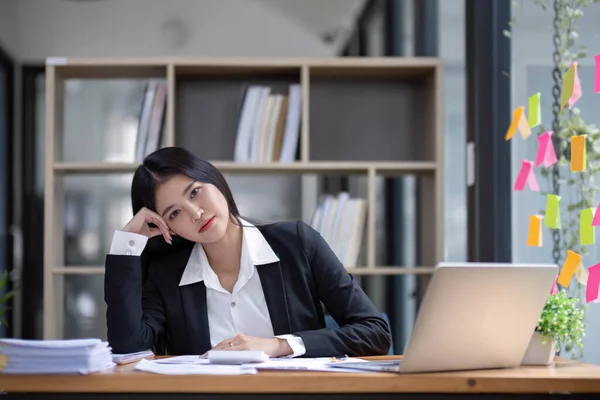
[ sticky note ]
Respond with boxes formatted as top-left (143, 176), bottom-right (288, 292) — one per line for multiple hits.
top-left (527, 215), bottom-right (543, 247)
top-left (528, 92), bottom-right (541, 128)
top-left (570, 135), bottom-right (586, 172)
top-left (550, 275), bottom-right (559, 295)
top-left (557, 250), bottom-right (582, 288)
top-left (595, 54), bottom-right (600, 93)
top-left (535, 131), bottom-right (558, 168)
top-left (561, 62), bottom-right (582, 109)
top-left (544, 194), bottom-right (561, 229)
top-left (575, 262), bottom-right (588, 286)
top-left (561, 65), bottom-right (575, 109)
top-left (580, 207), bottom-right (596, 246)
top-left (570, 62), bottom-right (582, 108)
top-left (505, 106), bottom-right (531, 140)
top-left (586, 263), bottom-right (600, 303)
top-left (514, 160), bottom-right (539, 191)
top-left (592, 206), bottom-right (600, 226)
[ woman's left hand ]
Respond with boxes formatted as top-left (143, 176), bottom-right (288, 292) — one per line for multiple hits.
top-left (211, 334), bottom-right (292, 358)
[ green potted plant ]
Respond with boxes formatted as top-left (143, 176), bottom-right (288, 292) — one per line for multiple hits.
top-left (522, 288), bottom-right (585, 365)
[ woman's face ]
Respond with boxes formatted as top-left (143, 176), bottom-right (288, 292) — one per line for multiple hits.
top-left (154, 174), bottom-right (230, 243)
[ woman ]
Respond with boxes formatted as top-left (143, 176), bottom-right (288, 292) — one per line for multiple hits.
top-left (104, 146), bottom-right (391, 358)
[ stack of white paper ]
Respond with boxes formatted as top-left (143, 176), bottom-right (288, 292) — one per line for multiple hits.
top-left (0, 338), bottom-right (115, 374)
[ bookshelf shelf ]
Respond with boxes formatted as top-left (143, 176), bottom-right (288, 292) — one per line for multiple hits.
top-left (53, 161), bottom-right (438, 174)
top-left (44, 57), bottom-right (444, 339)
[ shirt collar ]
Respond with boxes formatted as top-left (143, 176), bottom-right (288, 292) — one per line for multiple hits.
top-left (178, 218), bottom-right (279, 286)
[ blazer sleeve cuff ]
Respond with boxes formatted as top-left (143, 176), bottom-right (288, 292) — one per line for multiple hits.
top-left (109, 230), bottom-right (149, 256)
top-left (276, 334), bottom-right (306, 358)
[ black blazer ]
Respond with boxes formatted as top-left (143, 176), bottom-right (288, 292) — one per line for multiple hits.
top-left (104, 220), bottom-right (392, 357)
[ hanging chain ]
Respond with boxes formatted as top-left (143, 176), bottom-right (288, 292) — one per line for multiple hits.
top-left (551, 0), bottom-right (562, 265)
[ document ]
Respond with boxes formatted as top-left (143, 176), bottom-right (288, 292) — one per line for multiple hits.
top-left (111, 350), bottom-right (153, 365)
top-left (254, 357), bottom-right (368, 372)
top-left (0, 338), bottom-right (115, 375)
top-left (152, 355), bottom-right (210, 365)
top-left (134, 355), bottom-right (368, 374)
top-left (135, 359), bottom-right (257, 375)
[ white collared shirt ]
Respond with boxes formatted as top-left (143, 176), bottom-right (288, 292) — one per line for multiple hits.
top-left (108, 220), bottom-right (306, 357)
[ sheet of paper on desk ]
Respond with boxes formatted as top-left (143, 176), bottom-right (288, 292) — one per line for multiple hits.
top-left (111, 350), bottom-right (154, 365)
top-left (253, 357), bottom-right (368, 372)
top-left (135, 359), bottom-right (257, 375)
top-left (152, 355), bottom-right (210, 365)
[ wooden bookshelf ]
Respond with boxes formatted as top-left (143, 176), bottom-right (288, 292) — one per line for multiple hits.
top-left (44, 57), bottom-right (444, 339)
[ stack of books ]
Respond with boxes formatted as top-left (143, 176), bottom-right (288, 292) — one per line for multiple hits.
top-left (0, 338), bottom-right (115, 374)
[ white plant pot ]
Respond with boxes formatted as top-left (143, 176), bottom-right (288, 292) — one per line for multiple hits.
top-left (521, 331), bottom-right (556, 366)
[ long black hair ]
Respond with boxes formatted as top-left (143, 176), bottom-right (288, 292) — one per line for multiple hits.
top-left (131, 146), bottom-right (241, 222)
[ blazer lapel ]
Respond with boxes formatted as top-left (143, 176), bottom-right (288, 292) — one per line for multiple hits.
top-left (257, 261), bottom-right (292, 335)
top-left (172, 242), bottom-right (212, 354)
top-left (179, 281), bottom-right (211, 354)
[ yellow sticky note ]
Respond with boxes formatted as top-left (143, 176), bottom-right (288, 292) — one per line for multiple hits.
top-left (571, 135), bottom-right (586, 172)
top-left (527, 215), bottom-right (543, 247)
top-left (580, 207), bottom-right (596, 246)
top-left (562, 65), bottom-right (575, 109)
top-left (545, 194), bottom-right (561, 229)
top-left (528, 92), bottom-right (541, 128)
top-left (505, 107), bottom-right (522, 141)
top-left (505, 106), bottom-right (531, 140)
top-left (576, 262), bottom-right (588, 286)
top-left (558, 250), bottom-right (582, 288)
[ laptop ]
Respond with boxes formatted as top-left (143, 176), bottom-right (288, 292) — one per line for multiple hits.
top-left (330, 262), bottom-right (558, 374)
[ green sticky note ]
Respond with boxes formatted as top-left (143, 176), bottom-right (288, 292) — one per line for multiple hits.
top-left (528, 92), bottom-right (541, 128)
top-left (561, 66), bottom-right (575, 109)
top-left (580, 208), bottom-right (596, 246)
top-left (545, 194), bottom-right (561, 229)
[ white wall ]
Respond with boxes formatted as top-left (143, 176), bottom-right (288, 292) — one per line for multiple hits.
top-left (15, 0), bottom-right (345, 61)
top-left (0, 0), bottom-right (18, 57)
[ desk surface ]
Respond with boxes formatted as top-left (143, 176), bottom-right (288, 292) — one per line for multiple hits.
top-left (0, 356), bottom-right (599, 394)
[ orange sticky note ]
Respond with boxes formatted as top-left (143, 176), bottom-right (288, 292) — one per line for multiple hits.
top-left (557, 250), bottom-right (582, 288)
top-left (526, 215), bottom-right (543, 247)
top-left (505, 106), bottom-right (530, 140)
top-left (570, 135), bottom-right (586, 172)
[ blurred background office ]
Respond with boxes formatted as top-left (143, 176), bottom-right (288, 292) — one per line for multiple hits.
top-left (0, 0), bottom-right (599, 363)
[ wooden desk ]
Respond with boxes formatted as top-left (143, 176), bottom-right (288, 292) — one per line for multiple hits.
top-left (0, 356), bottom-right (599, 399)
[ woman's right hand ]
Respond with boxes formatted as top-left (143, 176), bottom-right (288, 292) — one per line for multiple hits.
top-left (122, 207), bottom-right (173, 244)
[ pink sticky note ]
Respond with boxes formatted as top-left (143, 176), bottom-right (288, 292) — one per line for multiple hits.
top-left (514, 160), bottom-right (539, 191)
top-left (550, 274), bottom-right (559, 295)
top-left (594, 54), bottom-right (600, 93)
top-left (586, 263), bottom-right (600, 303)
top-left (569, 61), bottom-right (582, 108)
top-left (593, 206), bottom-right (600, 227)
top-left (535, 131), bottom-right (558, 167)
